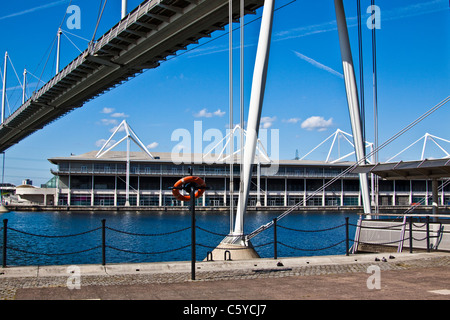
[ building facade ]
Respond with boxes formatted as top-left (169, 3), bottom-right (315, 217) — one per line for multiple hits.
top-left (43, 150), bottom-right (450, 209)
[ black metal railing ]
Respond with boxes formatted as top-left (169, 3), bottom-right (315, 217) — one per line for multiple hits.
top-left (1, 216), bottom-right (441, 268)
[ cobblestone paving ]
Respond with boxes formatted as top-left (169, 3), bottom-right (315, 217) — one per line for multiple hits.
top-left (1, 255), bottom-right (450, 300)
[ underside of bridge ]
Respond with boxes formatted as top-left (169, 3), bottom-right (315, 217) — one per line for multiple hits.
top-left (0, 0), bottom-right (264, 152)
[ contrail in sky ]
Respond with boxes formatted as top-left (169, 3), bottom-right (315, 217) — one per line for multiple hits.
top-left (0, 0), bottom-right (69, 21)
top-left (275, 0), bottom-right (447, 42)
top-left (292, 50), bottom-right (343, 79)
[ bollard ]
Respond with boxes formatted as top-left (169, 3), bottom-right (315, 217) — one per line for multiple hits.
top-left (273, 218), bottom-right (277, 260)
top-left (345, 217), bottom-right (349, 256)
top-left (2, 219), bottom-right (7, 268)
top-left (206, 251), bottom-right (213, 261)
top-left (101, 219), bottom-right (106, 266)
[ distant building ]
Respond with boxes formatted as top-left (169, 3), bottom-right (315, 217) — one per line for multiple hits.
top-left (39, 150), bottom-right (449, 209)
top-left (22, 179), bottom-right (33, 186)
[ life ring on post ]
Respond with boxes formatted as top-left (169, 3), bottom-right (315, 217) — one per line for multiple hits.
top-left (172, 176), bottom-right (206, 202)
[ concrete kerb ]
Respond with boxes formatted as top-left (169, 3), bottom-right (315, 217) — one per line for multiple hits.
top-left (1, 252), bottom-right (448, 279)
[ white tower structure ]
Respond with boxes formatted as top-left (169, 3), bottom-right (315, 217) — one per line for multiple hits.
top-left (300, 129), bottom-right (374, 164)
top-left (387, 133), bottom-right (450, 162)
top-left (334, 0), bottom-right (372, 217)
top-left (232, 0), bottom-right (275, 244)
top-left (96, 120), bottom-right (154, 206)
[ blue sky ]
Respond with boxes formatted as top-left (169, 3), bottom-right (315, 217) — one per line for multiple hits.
top-left (0, 0), bottom-right (449, 186)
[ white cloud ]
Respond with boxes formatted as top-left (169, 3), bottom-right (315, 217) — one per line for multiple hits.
top-left (146, 142), bottom-right (159, 149)
top-left (261, 116), bottom-right (276, 129)
top-left (111, 112), bottom-right (129, 118)
top-left (293, 51), bottom-right (343, 79)
top-left (101, 107), bottom-right (114, 114)
top-left (194, 108), bottom-right (212, 118)
top-left (100, 118), bottom-right (118, 125)
top-left (301, 116), bottom-right (333, 132)
top-left (194, 108), bottom-right (226, 118)
top-left (109, 125), bottom-right (126, 133)
top-left (282, 118), bottom-right (301, 124)
top-left (95, 139), bottom-right (116, 148)
top-left (213, 109), bottom-right (226, 117)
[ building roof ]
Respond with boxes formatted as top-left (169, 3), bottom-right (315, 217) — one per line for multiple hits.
top-left (48, 150), bottom-right (355, 167)
top-left (352, 158), bottom-right (450, 180)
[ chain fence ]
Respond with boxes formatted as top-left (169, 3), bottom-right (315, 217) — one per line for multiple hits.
top-left (0, 216), bottom-right (439, 267)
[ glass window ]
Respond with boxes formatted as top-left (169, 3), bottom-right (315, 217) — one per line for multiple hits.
top-left (343, 196), bottom-right (359, 206)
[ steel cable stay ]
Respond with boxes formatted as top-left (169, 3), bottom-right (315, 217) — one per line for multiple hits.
top-left (90, 0), bottom-right (108, 46)
top-left (5, 55), bottom-right (25, 112)
top-left (0, 67), bottom-right (12, 116)
top-left (1, 53), bottom-right (27, 116)
top-left (403, 178), bottom-right (450, 215)
top-left (247, 95), bottom-right (450, 241)
top-left (61, 31), bottom-right (84, 54)
top-left (31, 0), bottom-right (72, 93)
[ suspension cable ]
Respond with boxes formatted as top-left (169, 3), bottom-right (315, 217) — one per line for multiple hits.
top-left (91, 0), bottom-right (108, 45)
top-left (357, 0), bottom-right (366, 146)
top-left (61, 31), bottom-right (83, 53)
top-left (372, 0), bottom-right (380, 213)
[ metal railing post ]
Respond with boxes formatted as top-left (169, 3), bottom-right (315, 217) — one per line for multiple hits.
top-left (190, 186), bottom-right (196, 281)
top-left (426, 216), bottom-right (430, 252)
top-left (345, 217), bottom-right (349, 256)
top-left (409, 216), bottom-right (413, 253)
top-left (2, 219), bottom-right (7, 268)
top-left (273, 218), bottom-right (277, 259)
top-left (101, 219), bottom-right (106, 265)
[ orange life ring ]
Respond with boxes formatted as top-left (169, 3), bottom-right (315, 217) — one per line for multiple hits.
top-left (172, 176), bottom-right (206, 202)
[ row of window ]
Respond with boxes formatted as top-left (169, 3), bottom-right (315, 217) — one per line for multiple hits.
top-left (61, 175), bottom-right (450, 193)
top-left (62, 176), bottom-right (363, 191)
top-left (58, 193), bottom-right (450, 207)
top-left (57, 193), bottom-right (362, 207)
top-left (56, 162), bottom-right (357, 177)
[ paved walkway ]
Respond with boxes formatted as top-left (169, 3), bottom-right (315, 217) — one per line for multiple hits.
top-left (1, 252), bottom-right (449, 301)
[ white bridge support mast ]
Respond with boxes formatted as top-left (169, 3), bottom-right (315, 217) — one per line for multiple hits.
top-left (122, 0), bottom-right (128, 19)
top-left (56, 28), bottom-right (62, 75)
top-left (1, 52), bottom-right (7, 124)
top-left (334, 0), bottom-right (372, 218)
top-left (232, 0), bottom-right (275, 243)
